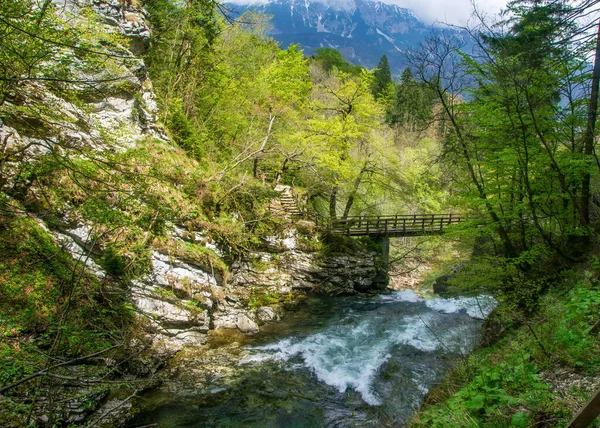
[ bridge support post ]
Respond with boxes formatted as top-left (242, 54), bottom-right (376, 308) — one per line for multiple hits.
top-left (372, 236), bottom-right (390, 290)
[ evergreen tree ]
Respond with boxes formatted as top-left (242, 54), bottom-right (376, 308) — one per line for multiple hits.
top-left (371, 55), bottom-right (393, 99)
top-left (390, 67), bottom-right (436, 130)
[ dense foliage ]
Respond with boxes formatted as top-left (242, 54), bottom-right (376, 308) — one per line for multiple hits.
top-left (142, 3), bottom-right (447, 220)
top-left (2, 0), bottom-right (600, 425)
top-left (412, 260), bottom-right (600, 427)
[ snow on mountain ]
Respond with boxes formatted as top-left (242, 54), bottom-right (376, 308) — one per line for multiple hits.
top-left (225, 0), bottom-right (460, 74)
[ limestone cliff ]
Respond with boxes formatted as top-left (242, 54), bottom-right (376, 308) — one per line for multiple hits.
top-left (0, 1), bottom-right (387, 424)
top-left (2, 0), bottom-right (388, 346)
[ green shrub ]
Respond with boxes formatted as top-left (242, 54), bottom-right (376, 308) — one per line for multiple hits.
top-left (247, 287), bottom-right (279, 309)
top-left (99, 245), bottom-right (126, 276)
top-left (417, 354), bottom-right (551, 427)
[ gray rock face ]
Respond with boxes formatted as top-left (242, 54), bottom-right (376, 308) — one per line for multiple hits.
top-left (0, 0), bottom-right (164, 187)
top-left (146, 251), bottom-right (220, 300)
top-left (32, 388), bottom-right (109, 425)
top-left (235, 314), bottom-right (259, 335)
top-left (228, 233), bottom-right (386, 296)
top-left (208, 231), bottom-right (387, 339)
top-left (130, 249), bottom-right (224, 349)
top-left (134, 296), bottom-right (203, 327)
top-left (209, 231), bottom-right (386, 336)
top-left (88, 0), bottom-right (152, 54)
top-left (257, 306), bottom-right (280, 323)
top-left (48, 223), bottom-right (106, 279)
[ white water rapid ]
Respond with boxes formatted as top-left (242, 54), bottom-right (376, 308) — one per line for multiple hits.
top-left (130, 291), bottom-right (497, 427)
top-left (241, 291), bottom-right (496, 406)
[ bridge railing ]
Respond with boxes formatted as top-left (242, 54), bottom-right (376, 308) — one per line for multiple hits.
top-left (319, 214), bottom-right (464, 236)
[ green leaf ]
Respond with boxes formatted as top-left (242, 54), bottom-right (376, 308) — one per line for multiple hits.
top-left (511, 412), bottom-right (529, 427)
top-left (465, 394), bottom-right (486, 411)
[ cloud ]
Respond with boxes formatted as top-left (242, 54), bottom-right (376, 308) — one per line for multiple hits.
top-left (225, 0), bottom-right (508, 26)
top-left (386, 0), bottom-right (507, 25)
top-left (227, 0), bottom-right (269, 5)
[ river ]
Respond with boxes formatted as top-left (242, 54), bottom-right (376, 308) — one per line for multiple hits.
top-left (128, 290), bottom-right (495, 427)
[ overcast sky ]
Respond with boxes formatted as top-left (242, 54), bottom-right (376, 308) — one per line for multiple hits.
top-left (226, 0), bottom-right (509, 26)
top-left (388, 0), bottom-right (508, 25)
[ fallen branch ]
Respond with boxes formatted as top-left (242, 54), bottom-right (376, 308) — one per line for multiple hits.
top-left (0, 344), bottom-right (122, 395)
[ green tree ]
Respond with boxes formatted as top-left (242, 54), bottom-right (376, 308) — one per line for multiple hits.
top-left (215, 43), bottom-right (311, 181)
top-left (304, 70), bottom-right (385, 218)
top-left (371, 55), bottom-right (393, 99)
top-left (390, 67), bottom-right (436, 131)
top-left (311, 48), bottom-right (362, 76)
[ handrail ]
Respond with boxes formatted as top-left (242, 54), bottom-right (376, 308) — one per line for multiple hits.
top-left (315, 213), bottom-right (466, 237)
top-left (327, 214), bottom-right (459, 219)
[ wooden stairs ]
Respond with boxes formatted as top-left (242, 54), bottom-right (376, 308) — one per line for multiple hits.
top-left (275, 185), bottom-right (302, 217)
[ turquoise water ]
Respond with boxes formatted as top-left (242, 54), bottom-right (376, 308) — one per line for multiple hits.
top-left (129, 291), bottom-right (495, 427)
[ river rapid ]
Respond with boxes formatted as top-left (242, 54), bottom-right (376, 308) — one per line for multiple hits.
top-left (129, 291), bottom-right (496, 427)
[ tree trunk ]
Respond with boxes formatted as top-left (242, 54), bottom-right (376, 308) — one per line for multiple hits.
top-left (253, 158), bottom-right (259, 179)
top-left (329, 186), bottom-right (338, 219)
top-left (342, 162), bottom-right (368, 219)
top-left (581, 19), bottom-right (600, 227)
top-left (275, 158), bottom-right (289, 186)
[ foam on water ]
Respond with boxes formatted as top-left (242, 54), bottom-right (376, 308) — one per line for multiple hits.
top-left (241, 307), bottom-right (478, 405)
top-left (379, 289), bottom-right (421, 303)
top-left (425, 295), bottom-right (497, 319)
top-left (244, 319), bottom-right (397, 404)
top-left (379, 291), bottom-right (497, 320)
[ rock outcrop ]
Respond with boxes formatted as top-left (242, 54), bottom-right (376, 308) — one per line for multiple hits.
top-left (2, 0), bottom-right (390, 351)
top-left (211, 229), bottom-right (388, 335)
top-left (0, 0), bottom-right (392, 425)
top-left (229, 230), bottom-right (387, 292)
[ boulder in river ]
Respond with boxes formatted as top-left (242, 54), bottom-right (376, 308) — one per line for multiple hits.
top-left (257, 306), bottom-right (280, 324)
top-left (236, 314), bottom-right (260, 335)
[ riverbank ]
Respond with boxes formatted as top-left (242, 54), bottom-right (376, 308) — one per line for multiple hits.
top-left (410, 258), bottom-right (600, 427)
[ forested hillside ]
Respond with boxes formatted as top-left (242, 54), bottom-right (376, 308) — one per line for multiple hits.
top-left (2, 0), bottom-right (600, 425)
top-left (142, 4), bottom-right (448, 220)
top-left (0, 0), bottom-right (443, 424)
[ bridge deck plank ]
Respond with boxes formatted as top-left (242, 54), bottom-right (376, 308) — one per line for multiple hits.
top-left (325, 213), bottom-right (464, 237)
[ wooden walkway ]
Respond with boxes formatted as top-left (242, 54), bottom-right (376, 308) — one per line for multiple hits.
top-left (320, 214), bottom-right (464, 237)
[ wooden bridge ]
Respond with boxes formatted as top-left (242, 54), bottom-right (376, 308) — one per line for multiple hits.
top-left (319, 214), bottom-right (464, 238)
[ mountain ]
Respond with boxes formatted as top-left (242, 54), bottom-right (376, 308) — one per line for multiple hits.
top-left (225, 0), bottom-right (457, 75)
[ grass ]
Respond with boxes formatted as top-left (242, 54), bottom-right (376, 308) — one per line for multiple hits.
top-left (0, 213), bottom-right (139, 424)
top-left (410, 258), bottom-right (600, 427)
